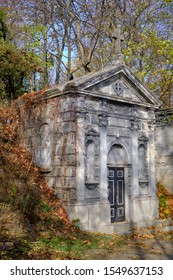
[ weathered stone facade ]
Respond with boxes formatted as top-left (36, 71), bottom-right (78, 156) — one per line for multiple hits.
top-left (17, 59), bottom-right (162, 234)
top-left (156, 108), bottom-right (173, 194)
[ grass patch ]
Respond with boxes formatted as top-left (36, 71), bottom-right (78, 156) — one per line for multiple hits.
top-left (28, 231), bottom-right (130, 259)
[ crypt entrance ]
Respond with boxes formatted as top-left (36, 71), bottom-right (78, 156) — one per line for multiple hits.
top-left (107, 144), bottom-right (128, 223)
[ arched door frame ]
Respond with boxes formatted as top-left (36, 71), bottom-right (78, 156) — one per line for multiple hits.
top-left (107, 140), bottom-right (131, 223)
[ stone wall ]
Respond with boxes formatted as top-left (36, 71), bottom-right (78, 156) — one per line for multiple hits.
top-left (17, 91), bottom-right (82, 204)
top-left (156, 108), bottom-right (173, 194)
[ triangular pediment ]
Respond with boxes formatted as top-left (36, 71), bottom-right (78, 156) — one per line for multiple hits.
top-left (45, 64), bottom-right (162, 108)
top-left (85, 76), bottom-right (147, 104)
top-left (76, 65), bottom-right (162, 108)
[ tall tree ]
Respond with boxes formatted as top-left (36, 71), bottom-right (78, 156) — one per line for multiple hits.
top-left (0, 7), bottom-right (42, 101)
top-left (0, 0), bottom-right (173, 105)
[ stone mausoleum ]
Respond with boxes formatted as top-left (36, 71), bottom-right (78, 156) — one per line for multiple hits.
top-left (17, 28), bottom-right (163, 234)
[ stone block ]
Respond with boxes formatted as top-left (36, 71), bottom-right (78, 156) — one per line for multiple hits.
top-left (44, 176), bottom-right (56, 188)
top-left (63, 123), bottom-right (76, 133)
top-left (149, 197), bottom-right (159, 219)
top-left (66, 146), bottom-right (76, 155)
top-left (119, 128), bottom-right (130, 137)
top-left (109, 117), bottom-right (125, 127)
top-left (60, 111), bottom-right (76, 121)
top-left (85, 190), bottom-right (99, 201)
top-left (56, 144), bottom-right (76, 156)
top-left (131, 197), bottom-right (151, 222)
top-left (64, 166), bottom-right (76, 177)
top-left (113, 222), bottom-right (132, 234)
top-left (54, 167), bottom-right (61, 177)
top-left (54, 154), bottom-right (77, 166)
top-left (54, 156), bottom-right (62, 166)
top-left (62, 188), bottom-right (76, 203)
top-left (99, 200), bottom-right (111, 226)
top-left (88, 202), bottom-right (100, 230)
top-left (55, 177), bottom-right (76, 189)
top-left (74, 204), bottom-right (89, 224)
top-left (107, 127), bottom-right (117, 136)
top-left (65, 155), bottom-right (77, 166)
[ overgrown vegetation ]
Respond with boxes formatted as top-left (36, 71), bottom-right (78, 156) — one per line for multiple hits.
top-left (0, 103), bottom-right (75, 259)
top-left (157, 182), bottom-right (173, 220)
top-left (0, 8), bottom-right (42, 101)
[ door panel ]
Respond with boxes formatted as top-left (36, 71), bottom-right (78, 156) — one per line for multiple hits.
top-left (108, 167), bottom-right (125, 222)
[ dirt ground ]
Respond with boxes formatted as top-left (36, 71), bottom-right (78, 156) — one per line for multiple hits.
top-left (108, 239), bottom-right (173, 260)
top-left (87, 230), bottom-right (173, 260)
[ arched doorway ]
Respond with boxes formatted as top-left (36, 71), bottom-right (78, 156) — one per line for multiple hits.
top-left (107, 144), bottom-right (127, 223)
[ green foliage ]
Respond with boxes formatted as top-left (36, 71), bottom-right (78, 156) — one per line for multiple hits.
top-left (41, 202), bottom-right (52, 213)
top-left (124, 28), bottom-right (173, 106)
top-left (157, 182), bottom-right (173, 219)
top-left (159, 195), bottom-right (167, 209)
top-left (0, 8), bottom-right (8, 41)
top-left (0, 7), bottom-right (42, 101)
top-left (0, 39), bottom-right (42, 101)
top-left (10, 185), bottom-right (18, 204)
top-left (0, 0), bottom-right (172, 105)
top-left (72, 218), bottom-right (80, 229)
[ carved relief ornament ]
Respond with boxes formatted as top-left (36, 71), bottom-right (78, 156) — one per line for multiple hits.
top-left (129, 117), bottom-right (141, 131)
top-left (98, 113), bottom-right (108, 127)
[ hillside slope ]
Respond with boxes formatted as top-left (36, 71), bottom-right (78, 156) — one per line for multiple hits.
top-left (0, 103), bottom-right (77, 259)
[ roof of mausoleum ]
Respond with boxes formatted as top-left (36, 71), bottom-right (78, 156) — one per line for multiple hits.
top-left (44, 59), bottom-right (162, 109)
top-left (44, 25), bottom-right (162, 109)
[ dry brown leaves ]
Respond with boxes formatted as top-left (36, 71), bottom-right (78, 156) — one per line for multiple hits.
top-left (0, 103), bottom-right (75, 244)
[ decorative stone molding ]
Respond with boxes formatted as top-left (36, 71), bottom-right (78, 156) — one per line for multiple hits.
top-left (98, 113), bottom-right (108, 127)
top-left (102, 100), bottom-right (107, 111)
top-left (112, 79), bottom-right (124, 96)
top-left (76, 110), bottom-right (87, 122)
top-left (85, 128), bottom-right (100, 141)
top-left (138, 133), bottom-right (149, 143)
top-left (85, 128), bottom-right (100, 194)
top-left (77, 96), bottom-right (85, 108)
top-left (91, 114), bottom-right (99, 124)
top-left (148, 120), bottom-right (155, 131)
top-left (132, 105), bottom-right (140, 117)
top-left (129, 117), bottom-right (141, 131)
top-left (84, 113), bottom-right (91, 123)
top-left (85, 182), bottom-right (99, 190)
top-left (139, 181), bottom-right (149, 195)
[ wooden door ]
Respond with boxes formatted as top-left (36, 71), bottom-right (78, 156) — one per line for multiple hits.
top-left (108, 167), bottom-right (125, 223)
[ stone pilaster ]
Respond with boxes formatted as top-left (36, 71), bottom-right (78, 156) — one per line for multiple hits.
top-left (132, 131), bottom-right (139, 196)
top-left (75, 111), bottom-right (86, 202)
top-left (129, 118), bottom-right (140, 197)
top-left (148, 122), bottom-right (157, 197)
top-left (98, 113), bottom-right (109, 200)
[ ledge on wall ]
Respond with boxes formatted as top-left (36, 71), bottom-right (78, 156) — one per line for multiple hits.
top-left (39, 168), bottom-right (52, 174)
